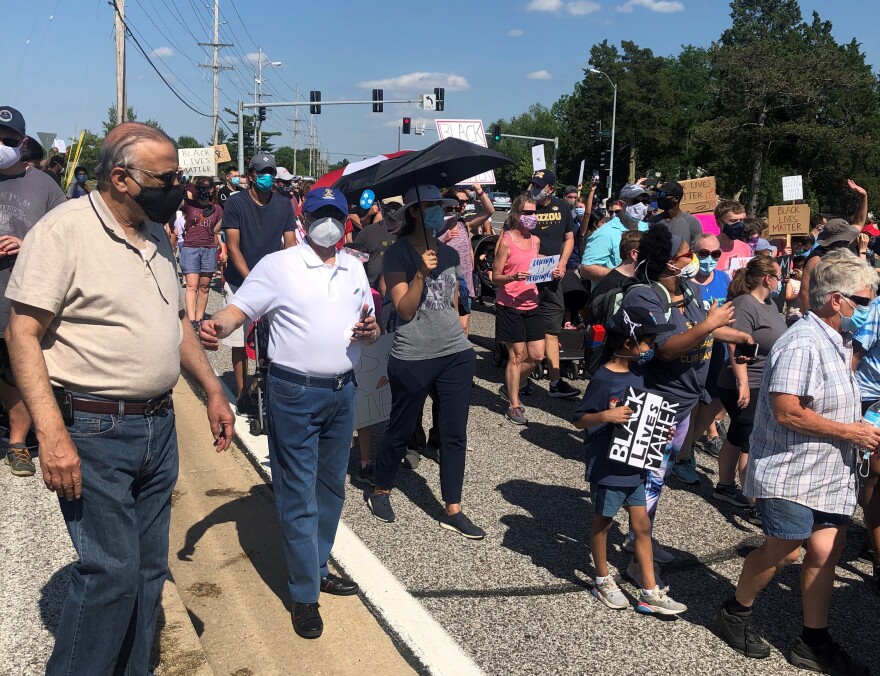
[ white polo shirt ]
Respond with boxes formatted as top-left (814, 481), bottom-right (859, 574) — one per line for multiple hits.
top-left (230, 242), bottom-right (373, 377)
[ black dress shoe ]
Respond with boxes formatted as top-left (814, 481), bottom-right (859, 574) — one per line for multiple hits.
top-left (292, 602), bottom-right (323, 639)
top-left (320, 573), bottom-right (359, 596)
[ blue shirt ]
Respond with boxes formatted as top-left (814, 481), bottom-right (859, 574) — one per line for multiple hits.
top-left (573, 365), bottom-right (646, 487)
top-left (854, 297), bottom-right (880, 402)
top-left (580, 216), bottom-right (648, 270)
top-left (697, 269), bottom-right (730, 309)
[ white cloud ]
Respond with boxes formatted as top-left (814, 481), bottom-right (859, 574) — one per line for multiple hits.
top-left (618, 0), bottom-right (684, 13)
top-left (567, 1), bottom-right (600, 14)
top-left (150, 46), bottom-right (174, 58)
top-left (527, 70), bottom-right (553, 80)
top-left (358, 72), bottom-right (470, 92)
top-left (507, 28), bottom-right (524, 37)
top-left (525, 0), bottom-right (564, 11)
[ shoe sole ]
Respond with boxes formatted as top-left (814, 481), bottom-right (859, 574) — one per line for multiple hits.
top-left (293, 624), bottom-right (323, 639)
top-left (636, 600), bottom-right (686, 615)
top-left (673, 471), bottom-right (700, 485)
top-left (548, 391), bottom-right (579, 398)
top-left (788, 647), bottom-right (825, 672)
top-left (713, 491), bottom-right (750, 508)
top-left (320, 586), bottom-right (360, 597)
top-left (506, 416), bottom-right (528, 425)
top-left (439, 521), bottom-right (485, 540)
top-left (4, 456), bottom-right (35, 476)
top-left (366, 499), bottom-right (395, 523)
top-left (715, 607), bottom-right (771, 659)
top-left (590, 588), bottom-right (630, 610)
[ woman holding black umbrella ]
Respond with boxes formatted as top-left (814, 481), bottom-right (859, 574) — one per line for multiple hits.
top-left (367, 184), bottom-right (484, 539)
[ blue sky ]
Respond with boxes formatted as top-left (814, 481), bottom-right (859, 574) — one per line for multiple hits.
top-left (3, 0), bottom-right (878, 170)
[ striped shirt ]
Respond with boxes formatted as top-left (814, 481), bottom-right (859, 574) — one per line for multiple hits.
top-left (745, 313), bottom-right (861, 515)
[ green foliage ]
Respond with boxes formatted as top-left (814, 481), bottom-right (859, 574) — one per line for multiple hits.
top-left (103, 105), bottom-right (164, 136)
top-left (176, 135), bottom-right (201, 149)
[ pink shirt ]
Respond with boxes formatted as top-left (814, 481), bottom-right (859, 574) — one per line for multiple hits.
top-left (717, 238), bottom-right (752, 274)
top-left (495, 232), bottom-right (539, 310)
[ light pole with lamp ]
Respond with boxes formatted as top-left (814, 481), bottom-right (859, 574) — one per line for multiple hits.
top-left (588, 68), bottom-right (617, 200)
top-left (256, 47), bottom-right (282, 150)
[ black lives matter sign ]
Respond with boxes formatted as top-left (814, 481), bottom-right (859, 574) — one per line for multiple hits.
top-left (607, 387), bottom-right (678, 470)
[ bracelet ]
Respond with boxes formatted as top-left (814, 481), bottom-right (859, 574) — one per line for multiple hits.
top-left (475, 190), bottom-right (485, 197)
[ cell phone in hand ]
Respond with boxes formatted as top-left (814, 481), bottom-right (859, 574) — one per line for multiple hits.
top-left (734, 342), bottom-right (759, 360)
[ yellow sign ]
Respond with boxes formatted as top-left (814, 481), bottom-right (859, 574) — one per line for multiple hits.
top-left (767, 204), bottom-right (811, 236)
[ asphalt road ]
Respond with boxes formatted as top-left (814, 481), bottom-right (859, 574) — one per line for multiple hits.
top-left (201, 289), bottom-right (879, 676)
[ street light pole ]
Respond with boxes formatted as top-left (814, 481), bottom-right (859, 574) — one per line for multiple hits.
top-left (589, 68), bottom-right (617, 200)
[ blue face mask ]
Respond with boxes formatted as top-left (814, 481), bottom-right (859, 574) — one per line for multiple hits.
top-left (636, 347), bottom-right (655, 365)
top-left (840, 300), bottom-right (870, 334)
top-left (76, 174), bottom-right (87, 183)
top-left (254, 174), bottom-right (275, 192)
top-left (423, 205), bottom-right (446, 231)
top-left (698, 256), bottom-right (718, 275)
top-left (230, 176), bottom-right (240, 186)
top-left (722, 221), bottom-right (745, 241)
top-left (770, 285), bottom-right (781, 299)
top-left (574, 207), bottom-right (586, 218)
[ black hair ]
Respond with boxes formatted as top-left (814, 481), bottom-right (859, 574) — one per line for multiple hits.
top-left (74, 165), bottom-right (87, 175)
top-left (636, 224), bottom-right (674, 281)
top-left (397, 205), bottom-right (420, 237)
top-left (607, 332), bottom-right (632, 352)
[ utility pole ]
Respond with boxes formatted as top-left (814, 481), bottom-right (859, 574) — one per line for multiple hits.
top-left (292, 85), bottom-right (300, 175)
top-left (114, 0), bottom-right (126, 124)
top-left (198, 0), bottom-right (233, 146)
top-left (254, 47), bottom-right (282, 150)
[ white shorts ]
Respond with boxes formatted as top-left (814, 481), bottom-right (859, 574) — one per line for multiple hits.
top-left (221, 282), bottom-right (246, 349)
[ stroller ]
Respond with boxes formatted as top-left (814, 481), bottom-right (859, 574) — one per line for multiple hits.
top-left (244, 318), bottom-right (270, 436)
top-left (472, 233), bottom-right (499, 305)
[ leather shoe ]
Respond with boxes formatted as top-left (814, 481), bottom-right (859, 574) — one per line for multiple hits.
top-left (292, 602), bottom-right (322, 639)
top-left (320, 573), bottom-right (359, 596)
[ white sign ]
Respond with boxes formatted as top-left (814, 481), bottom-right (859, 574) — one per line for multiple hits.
top-left (353, 333), bottom-right (395, 429)
top-left (531, 145), bottom-right (546, 172)
top-left (608, 387), bottom-right (678, 470)
top-left (782, 175), bottom-right (803, 202)
top-left (420, 94), bottom-right (436, 111)
top-left (577, 159), bottom-right (585, 188)
top-left (526, 255), bottom-right (560, 284)
top-left (434, 119), bottom-right (496, 185)
top-left (178, 147), bottom-right (217, 177)
top-left (53, 139), bottom-right (67, 154)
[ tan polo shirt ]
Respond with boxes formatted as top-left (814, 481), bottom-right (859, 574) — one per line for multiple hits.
top-left (6, 191), bottom-right (184, 399)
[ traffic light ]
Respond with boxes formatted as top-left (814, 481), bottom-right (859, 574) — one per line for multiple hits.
top-left (243, 131), bottom-right (254, 150)
top-left (603, 149), bottom-right (612, 168)
top-left (491, 124), bottom-right (501, 142)
top-left (434, 87), bottom-right (445, 112)
top-left (402, 117), bottom-right (411, 134)
top-left (599, 152), bottom-right (607, 170)
top-left (258, 106), bottom-right (266, 122)
top-left (589, 121), bottom-right (596, 141)
top-left (372, 88), bottom-right (383, 113)
top-left (309, 90), bottom-right (322, 115)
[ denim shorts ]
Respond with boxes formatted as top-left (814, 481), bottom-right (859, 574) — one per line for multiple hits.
top-left (179, 246), bottom-right (218, 274)
top-left (758, 498), bottom-right (850, 541)
top-left (590, 483), bottom-right (647, 518)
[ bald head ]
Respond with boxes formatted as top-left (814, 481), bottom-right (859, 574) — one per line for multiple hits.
top-left (95, 122), bottom-right (176, 188)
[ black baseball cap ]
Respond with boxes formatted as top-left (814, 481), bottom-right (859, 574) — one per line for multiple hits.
top-left (530, 169), bottom-right (556, 187)
top-left (607, 306), bottom-right (674, 339)
top-left (656, 181), bottom-right (684, 199)
top-left (0, 106), bottom-right (25, 136)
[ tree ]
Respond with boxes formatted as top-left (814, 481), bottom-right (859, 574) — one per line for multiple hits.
top-left (103, 105), bottom-right (164, 135)
top-left (176, 135), bottom-right (201, 149)
top-left (489, 104), bottom-right (562, 195)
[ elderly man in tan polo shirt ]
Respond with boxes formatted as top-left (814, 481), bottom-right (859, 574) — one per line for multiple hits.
top-left (5, 122), bottom-right (235, 676)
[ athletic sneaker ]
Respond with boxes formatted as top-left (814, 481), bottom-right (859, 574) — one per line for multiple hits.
top-left (716, 605), bottom-right (771, 659)
top-left (235, 394), bottom-right (253, 417)
top-left (637, 587), bottom-right (687, 615)
top-left (625, 560), bottom-right (668, 591)
top-left (704, 435), bottom-right (723, 458)
top-left (623, 536), bottom-right (675, 564)
top-left (439, 510), bottom-right (486, 540)
top-left (506, 406), bottom-right (528, 425)
top-left (548, 379), bottom-right (581, 398)
top-left (402, 448), bottom-right (421, 470)
top-left (356, 463), bottom-right (375, 486)
top-left (591, 576), bottom-right (630, 610)
top-left (498, 384), bottom-right (527, 410)
top-left (367, 492), bottom-right (396, 523)
top-left (747, 505), bottom-right (763, 526)
top-left (789, 638), bottom-right (870, 675)
top-left (715, 418), bottom-right (728, 440)
top-left (714, 482), bottom-right (750, 508)
top-left (519, 380), bottom-right (533, 397)
top-left (5, 443), bottom-right (35, 477)
top-left (672, 455), bottom-right (700, 485)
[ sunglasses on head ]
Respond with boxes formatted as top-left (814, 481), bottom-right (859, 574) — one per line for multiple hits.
top-left (697, 249), bottom-right (722, 259)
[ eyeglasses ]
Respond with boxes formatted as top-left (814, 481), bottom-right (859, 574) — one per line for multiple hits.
top-left (844, 294), bottom-right (871, 307)
top-left (697, 249), bottom-right (722, 259)
top-left (125, 166), bottom-right (179, 189)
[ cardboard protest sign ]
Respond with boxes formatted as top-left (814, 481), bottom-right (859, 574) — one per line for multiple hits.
top-left (767, 204), bottom-right (810, 236)
top-left (526, 255), bottom-right (560, 284)
top-left (53, 139), bottom-right (67, 154)
top-left (782, 175), bottom-right (803, 202)
top-left (678, 177), bottom-right (716, 214)
top-left (607, 387), bottom-right (678, 471)
top-left (353, 333), bottom-right (394, 429)
top-left (435, 119), bottom-right (496, 185)
top-left (213, 144), bottom-right (231, 163)
top-left (178, 147), bottom-right (217, 177)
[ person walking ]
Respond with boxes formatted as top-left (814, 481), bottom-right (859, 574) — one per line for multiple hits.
top-left (180, 176), bottom-right (223, 325)
top-left (6, 121), bottom-right (234, 676)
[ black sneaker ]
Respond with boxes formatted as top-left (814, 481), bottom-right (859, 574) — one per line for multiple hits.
top-left (367, 492), bottom-right (396, 523)
top-left (747, 505), bottom-right (763, 526)
top-left (716, 605), bottom-right (771, 659)
top-left (713, 482), bottom-right (750, 508)
top-left (356, 463), bottom-right (375, 486)
top-left (5, 444), bottom-right (35, 477)
top-left (291, 602), bottom-right (322, 639)
top-left (519, 381), bottom-right (533, 397)
top-left (402, 448), bottom-right (421, 470)
top-left (439, 510), bottom-right (486, 540)
top-left (789, 638), bottom-right (870, 676)
top-left (235, 394), bottom-right (253, 417)
top-left (549, 379), bottom-right (581, 398)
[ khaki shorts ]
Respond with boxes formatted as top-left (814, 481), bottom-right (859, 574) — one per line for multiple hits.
top-left (220, 282), bottom-right (246, 349)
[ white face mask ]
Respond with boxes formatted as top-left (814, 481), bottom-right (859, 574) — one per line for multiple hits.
top-left (626, 202), bottom-right (648, 221)
top-left (307, 216), bottom-right (345, 248)
top-left (668, 254), bottom-right (700, 280)
top-left (0, 142), bottom-right (22, 170)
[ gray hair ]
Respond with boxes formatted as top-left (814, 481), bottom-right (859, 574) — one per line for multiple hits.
top-left (809, 249), bottom-right (879, 311)
top-left (94, 122), bottom-right (175, 188)
top-left (695, 232), bottom-right (718, 248)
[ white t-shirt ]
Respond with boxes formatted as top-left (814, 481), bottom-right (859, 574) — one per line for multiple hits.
top-left (231, 242), bottom-right (373, 377)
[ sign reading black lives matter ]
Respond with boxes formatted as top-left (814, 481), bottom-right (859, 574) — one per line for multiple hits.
top-left (608, 388), bottom-right (678, 470)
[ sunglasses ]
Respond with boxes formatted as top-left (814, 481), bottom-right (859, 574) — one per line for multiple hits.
top-left (125, 166), bottom-right (179, 189)
top-left (672, 250), bottom-right (693, 261)
top-left (520, 209), bottom-right (537, 215)
top-left (844, 294), bottom-right (871, 307)
top-left (697, 249), bottom-right (722, 259)
top-left (0, 136), bottom-right (22, 148)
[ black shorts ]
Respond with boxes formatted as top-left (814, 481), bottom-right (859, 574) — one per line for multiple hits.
top-left (495, 304), bottom-right (544, 344)
top-left (538, 280), bottom-right (564, 334)
top-left (718, 386), bottom-right (760, 451)
top-left (704, 342), bottom-right (727, 399)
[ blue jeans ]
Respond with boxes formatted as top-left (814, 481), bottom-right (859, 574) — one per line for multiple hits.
top-left (758, 498), bottom-right (850, 540)
top-left (266, 369), bottom-right (355, 604)
top-left (47, 405), bottom-right (178, 676)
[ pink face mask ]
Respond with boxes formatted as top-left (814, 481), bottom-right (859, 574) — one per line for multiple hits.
top-left (519, 214), bottom-right (538, 230)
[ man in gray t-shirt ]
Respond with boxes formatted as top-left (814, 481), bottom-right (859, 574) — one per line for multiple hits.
top-left (648, 181), bottom-right (703, 247)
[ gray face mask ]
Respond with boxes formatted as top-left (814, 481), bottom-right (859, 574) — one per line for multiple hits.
top-left (530, 185), bottom-right (549, 201)
top-left (626, 203), bottom-right (648, 221)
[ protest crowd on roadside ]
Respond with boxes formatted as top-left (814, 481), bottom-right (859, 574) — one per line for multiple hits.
top-left (2, 102), bottom-right (880, 676)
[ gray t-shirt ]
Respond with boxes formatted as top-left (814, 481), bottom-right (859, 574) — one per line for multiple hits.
top-left (648, 210), bottom-right (703, 247)
top-left (719, 293), bottom-right (788, 390)
top-left (382, 238), bottom-right (472, 361)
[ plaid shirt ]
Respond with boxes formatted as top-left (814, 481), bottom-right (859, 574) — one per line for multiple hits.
top-left (746, 313), bottom-right (861, 515)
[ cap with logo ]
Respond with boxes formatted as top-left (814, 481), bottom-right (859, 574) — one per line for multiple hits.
top-left (248, 152), bottom-right (276, 172)
top-left (607, 306), bottom-right (674, 339)
top-left (530, 169), bottom-right (556, 188)
top-left (656, 181), bottom-right (684, 199)
top-left (0, 106), bottom-right (26, 136)
top-left (275, 167), bottom-right (294, 182)
top-left (303, 187), bottom-right (349, 217)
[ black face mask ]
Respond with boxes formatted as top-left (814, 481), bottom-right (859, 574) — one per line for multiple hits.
top-left (196, 187), bottom-right (212, 202)
top-left (657, 196), bottom-right (676, 211)
top-left (130, 174), bottom-right (185, 224)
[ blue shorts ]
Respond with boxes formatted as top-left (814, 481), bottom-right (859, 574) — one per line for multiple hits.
top-left (758, 498), bottom-right (850, 541)
top-left (590, 483), bottom-right (647, 518)
top-left (179, 246), bottom-right (218, 274)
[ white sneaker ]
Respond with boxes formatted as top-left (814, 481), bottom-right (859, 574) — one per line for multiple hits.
top-left (637, 586), bottom-right (687, 615)
top-left (623, 537), bottom-right (675, 564)
top-left (591, 576), bottom-right (630, 610)
top-left (625, 561), bottom-right (668, 592)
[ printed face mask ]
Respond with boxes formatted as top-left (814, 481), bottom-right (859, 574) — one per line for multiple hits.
top-left (529, 185), bottom-right (549, 201)
top-left (196, 187), bottom-right (212, 201)
top-left (668, 254), bottom-right (700, 280)
top-left (519, 214), bottom-right (538, 230)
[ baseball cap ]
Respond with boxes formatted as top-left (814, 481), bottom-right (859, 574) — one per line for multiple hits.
top-left (530, 169), bottom-right (556, 188)
top-left (755, 239), bottom-right (776, 253)
top-left (0, 106), bottom-right (26, 136)
top-left (276, 167), bottom-right (294, 182)
top-left (618, 183), bottom-right (647, 203)
top-left (656, 181), bottom-right (684, 199)
top-left (818, 218), bottom-right (860, 247)
top-left (248, 152), bottom-right (276, 172)
top-left (607, 306), bottom-right (674, 339)
top-left (564, 185), bottom-right (579, 196)
top-left (303, 187), bottom-right (348, 217)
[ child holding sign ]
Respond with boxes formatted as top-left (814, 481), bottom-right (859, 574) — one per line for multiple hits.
top-left (572, 306), bottom-right (687, 615)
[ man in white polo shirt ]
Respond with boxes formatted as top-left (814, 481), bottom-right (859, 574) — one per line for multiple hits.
top-left (201, 187), bottom-right (379, 640)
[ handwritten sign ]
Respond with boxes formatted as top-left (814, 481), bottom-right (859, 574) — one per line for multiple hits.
top-left (178, 147), bottom-right (217, 177)
top-left (782, 175), bottom-right (803, 202)
top-left (608, 387), bottom-right (678, 470)
top-left (531, 145), bottom-right (546, 171)
top-left (353, 333), bottom-right (395, 429)
top-left (678, 176), bottom-right (716, 214)
top-left (435, 119), bottom-right (496, 185)
top-left (526, 255), bottom-right (560, 284)
top-left (767, 204), bottom-right (810, 236)
top-left (213, 144), bottom-right (231, 164)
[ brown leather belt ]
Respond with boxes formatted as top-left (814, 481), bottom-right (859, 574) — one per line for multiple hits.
top-left (69, 392), bottom-right (173, 416)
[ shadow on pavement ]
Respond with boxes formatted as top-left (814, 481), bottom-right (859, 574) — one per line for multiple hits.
top-left (39, 562), bottom-right (72, 636)
top-left (516, 420), bottom-right (584, 462)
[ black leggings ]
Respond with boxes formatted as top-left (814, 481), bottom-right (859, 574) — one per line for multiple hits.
top-left (374, 349), bottom-right (476, 504)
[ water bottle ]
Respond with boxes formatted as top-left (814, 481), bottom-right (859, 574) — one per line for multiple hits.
top-left (859, 401), bottom-right (880, 477)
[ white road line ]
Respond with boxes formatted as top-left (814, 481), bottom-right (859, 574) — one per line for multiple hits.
top-left (210, 372), bottom-right (484, 676)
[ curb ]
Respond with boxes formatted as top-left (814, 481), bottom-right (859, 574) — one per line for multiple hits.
top-left (154, 577), bottom-right (214, 676)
